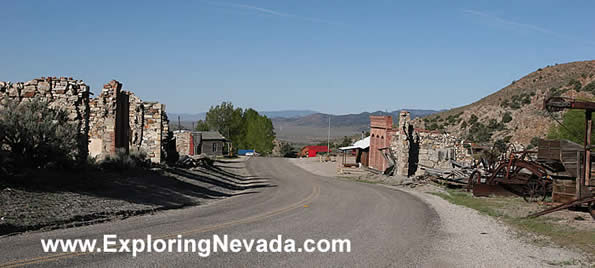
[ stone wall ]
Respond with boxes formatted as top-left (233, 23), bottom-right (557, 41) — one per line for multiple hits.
top-left (0, 77), bottom-right (90, 161)
top-left (414, 130), bottom-right (473, 175)
top-left (174, 130), bottom-right (193, 156)
top-left (1, 77), bottom-right (170, 164)
top-left (371, 110), bottom-right (474, 177)
top-left (88, 80), bottom-right (129, 158)
top-left (141, 102), bottom-right (168, 163)
top-left (126, 91), bottom-right (145, 152)
top-left (390, 111), bottom-right (414, 177)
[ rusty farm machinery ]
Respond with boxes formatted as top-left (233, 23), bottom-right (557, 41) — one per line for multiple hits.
top-left (465, 97), bottom-right (594, 218)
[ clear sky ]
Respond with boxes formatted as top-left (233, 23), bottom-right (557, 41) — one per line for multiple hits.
top-left (2, 0), bottom-right (594, 114)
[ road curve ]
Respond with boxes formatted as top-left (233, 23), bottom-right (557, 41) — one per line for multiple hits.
top-left (0, 158), bottom-right (439, 267)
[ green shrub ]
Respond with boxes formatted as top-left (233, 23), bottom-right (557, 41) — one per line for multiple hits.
top-left (567, 79), bottom-right (582, 91)
top-left (0, 98), bottom-right (79, 173)
top-left (501, 112), bottom-right (513, 123)
top-left (582, 81), bottom-right (595, 93)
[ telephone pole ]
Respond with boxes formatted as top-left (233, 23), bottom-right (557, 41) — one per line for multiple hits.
top-left (327, 115), bottom-right (331, 154)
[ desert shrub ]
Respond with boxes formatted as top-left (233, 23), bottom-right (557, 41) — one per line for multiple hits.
top-left (567, 79), bottom-right (582, 91)
top-left (582, 81), bottom-right (595, 93)
top-left (0, 98), bottom-right (79, 173)
top-left (467, 122), bottom-right (492, 143)
top-left (100, 148), bottom-right (149, 171)
top-left (501, 112), bottom-right (513, 123)
top-left (468, 114), bottom-right (478, 125)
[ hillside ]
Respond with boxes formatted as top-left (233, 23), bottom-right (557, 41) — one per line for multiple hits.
top-left (274, 109), bottom-right (439, 144)
top-left (413, 60), bottom-right (595, 145)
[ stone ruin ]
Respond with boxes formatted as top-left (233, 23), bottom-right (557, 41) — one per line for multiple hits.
top-left (0, 77), bottom-right (169, 163)
top-left (0, 77), bottom-right (91, 161)
top-left (369, 111), bottom-right (474, 177)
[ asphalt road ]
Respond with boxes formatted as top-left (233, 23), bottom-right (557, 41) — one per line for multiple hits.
top-left (0, 158), bottom-right (439, 267)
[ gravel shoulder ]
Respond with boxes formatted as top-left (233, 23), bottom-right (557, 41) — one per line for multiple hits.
top-left (288, 157), bottom-right (589, 267)
top-left (398, 185), bottom-right (588, 267)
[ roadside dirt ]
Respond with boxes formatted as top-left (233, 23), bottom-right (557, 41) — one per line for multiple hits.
top-left (0, 157), bottom-right (264, 236)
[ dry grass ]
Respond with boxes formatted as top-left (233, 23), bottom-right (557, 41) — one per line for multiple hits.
top-left (431, 190), bottom-right (595, 263)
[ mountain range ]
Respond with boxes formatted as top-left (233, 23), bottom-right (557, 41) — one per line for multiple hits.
top-left (169, 109), bottom-right (440, 144)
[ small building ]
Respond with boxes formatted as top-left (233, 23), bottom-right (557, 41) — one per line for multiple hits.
top-left (196, 131), bottom-right (227, 156)
top-left (299, 145), bottom-right (331, 158)
top-left (174, 130), bottom-right (227, 157)
top-left (339, 136), bottom-right (370, 167)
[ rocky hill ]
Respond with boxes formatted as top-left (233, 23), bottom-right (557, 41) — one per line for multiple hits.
top-left (413, 60), bottom-right (595, 145)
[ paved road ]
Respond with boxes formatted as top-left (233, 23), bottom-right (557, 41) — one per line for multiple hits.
top-left (0, 158), bottom-right (439, 267)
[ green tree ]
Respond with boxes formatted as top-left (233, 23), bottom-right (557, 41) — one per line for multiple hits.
top-left (240, 109), bottom-right (276, 155)
top-left (195, 120), bottom-right (209, 131)
top-left (205, 102), bottom-right (244, 148)
top-left (547, 110), bottom-right (595, 145)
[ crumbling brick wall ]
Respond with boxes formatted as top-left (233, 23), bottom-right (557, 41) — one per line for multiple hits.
top-left (369, 116), bottom-right (395, 171)
top-left (0, 77), bottom-right (90, 161)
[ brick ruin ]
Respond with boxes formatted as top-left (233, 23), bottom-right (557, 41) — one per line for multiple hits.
top-left (369, 111), bottom-right (473, 177)
top-left (0, 77), bottom-right (169, 163)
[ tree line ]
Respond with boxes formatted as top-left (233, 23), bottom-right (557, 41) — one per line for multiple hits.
top-left (196, 102), bottom-right (276, 155)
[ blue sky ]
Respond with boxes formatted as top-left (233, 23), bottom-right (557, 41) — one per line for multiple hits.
top-left (2, 0), bottom-right (594, 114)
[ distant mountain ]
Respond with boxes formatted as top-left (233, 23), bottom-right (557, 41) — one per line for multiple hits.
top-left (168, 110), bottom-right (318, 122)
top-left (169, 109), bottom-right (440, 144)
top-left (168, 112), bottom-right (206, 122)
top-left (260, 110), bottom-right (318, 118)
top-left (273, 109), bottom-right (440, 128)
top-left (273, 109), bottom-right (441, 144)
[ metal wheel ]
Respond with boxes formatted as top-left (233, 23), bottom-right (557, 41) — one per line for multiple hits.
top-left (523, 178), bottom-right (547, 202)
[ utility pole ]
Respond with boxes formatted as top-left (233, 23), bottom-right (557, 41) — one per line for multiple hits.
top-left (178, 116), bottom-right (181, 130)
top-left (327, 115), bottom-right (331, 155)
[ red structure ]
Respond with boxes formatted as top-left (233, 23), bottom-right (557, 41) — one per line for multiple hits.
top-left (369, 116), bottom-right (396, 171)
top-left (300, 145), bottom-right (331, 157)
